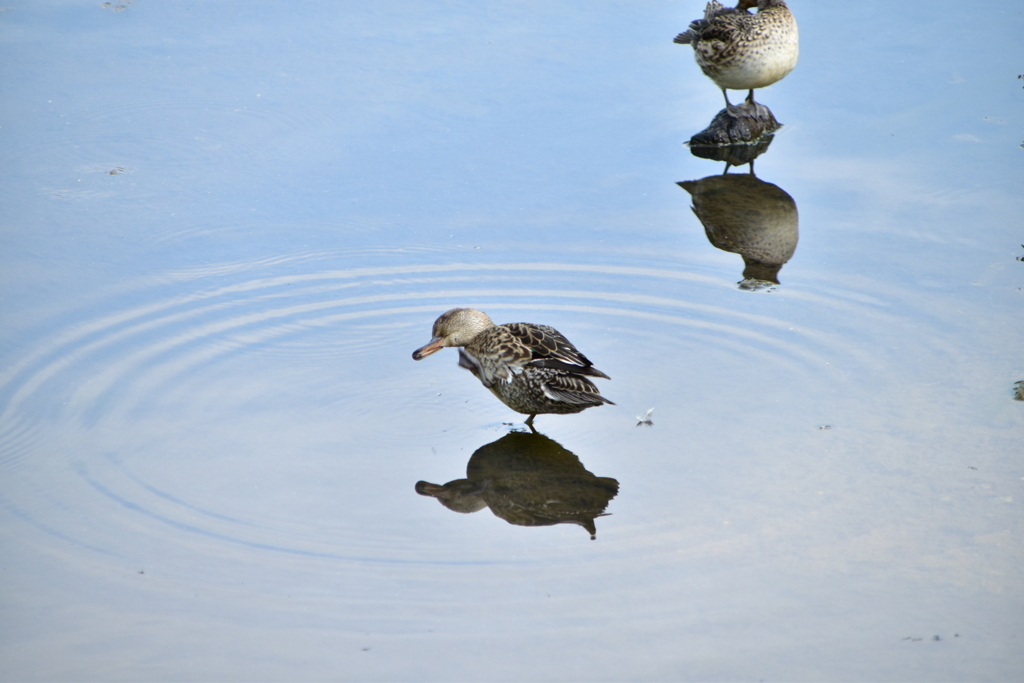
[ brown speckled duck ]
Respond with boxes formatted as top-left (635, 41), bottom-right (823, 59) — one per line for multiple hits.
top-left (412, 308), bottom-right (613, 423)
top-left (675, 0), bottom-right (799, 109)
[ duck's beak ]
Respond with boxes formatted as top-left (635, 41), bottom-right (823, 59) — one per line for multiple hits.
top-left (412, 338), bottom-right (444, 360)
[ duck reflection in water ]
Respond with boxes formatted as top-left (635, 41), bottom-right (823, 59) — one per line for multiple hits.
top-left (412, 308), bottom-right (613, 425)
top-left (415, 430), bottom-right (619, 540)
top-left (678, 171), bottom-right (798, 290)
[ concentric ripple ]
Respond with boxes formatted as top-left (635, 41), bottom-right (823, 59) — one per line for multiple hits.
top-left (0, 249), bottom-right (980, 572)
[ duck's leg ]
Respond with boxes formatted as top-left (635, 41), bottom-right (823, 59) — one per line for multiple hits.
top-left (525, 413), bottom-right (536, 426)
top-left (743, 89), bottom-right (773, 122)
top-left (722, 89), bottom-right (744, 117)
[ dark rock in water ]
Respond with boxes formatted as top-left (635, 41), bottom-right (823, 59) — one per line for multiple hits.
top-left (689, 100), bottom-right (781, 146)
top-left (689, 135), bottom-right (774, 167)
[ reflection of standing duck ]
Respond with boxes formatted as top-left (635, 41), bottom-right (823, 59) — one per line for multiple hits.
top-left (415, 431), bottom-right (619, 539)
top-left (678, 174), bottom-right (798, 287)
top-left (412, 308), bottom-right (613, 424)
top-left (675, 0), bottom-right (798, 110)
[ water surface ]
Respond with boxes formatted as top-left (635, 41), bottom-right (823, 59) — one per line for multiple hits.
top-left (1, 1), bottom-right (1022, 681)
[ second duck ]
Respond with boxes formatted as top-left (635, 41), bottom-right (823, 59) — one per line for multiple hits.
top-left (412, 308), bottom-right (613, 424)
top-left (675, 0), bottom-right (799, 109)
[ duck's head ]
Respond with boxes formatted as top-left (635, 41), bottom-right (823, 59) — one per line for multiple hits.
top-left (412, 308), bottom-right (495, 360)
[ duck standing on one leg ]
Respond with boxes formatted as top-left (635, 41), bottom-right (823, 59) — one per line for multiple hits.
top-left (412, 308), bottom-right (614, 424)
top-left (674, 0), bottom-right (798, 111)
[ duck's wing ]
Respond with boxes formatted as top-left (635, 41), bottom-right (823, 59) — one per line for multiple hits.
top-left (540, 372), bottom-right (615, 406)
top-left (465, 327), bottom-right (533, 388)
top-left (675, 1), bottom-right (749, 44)
top-left (697, 10), bottom-right (761, 45)
top-left (504, 323), bottom-right (611, 380)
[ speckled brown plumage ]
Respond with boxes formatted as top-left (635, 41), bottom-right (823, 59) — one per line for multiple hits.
top-left (675, 0), bottom-right (799, 108)
top-left (412, 308), bottom-right (613, 422)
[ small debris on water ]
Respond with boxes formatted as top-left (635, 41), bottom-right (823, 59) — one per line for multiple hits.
top-left (818, 425), bottom-right (832, 430)
top-left (902, 634), bottom-right (948, 643)
top-left (102, 1), bottom-right (135, 11)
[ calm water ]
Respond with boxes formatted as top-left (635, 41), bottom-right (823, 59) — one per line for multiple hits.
top-left (2, 1), bottom-right (1022, 681)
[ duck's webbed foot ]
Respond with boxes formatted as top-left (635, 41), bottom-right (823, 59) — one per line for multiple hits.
top-left (722, 90), bottom-right (765, 117)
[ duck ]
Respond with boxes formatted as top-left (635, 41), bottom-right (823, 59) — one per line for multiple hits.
top-left (674, 0), bottom-right (799, 110)
top-left (412, 308), bottom-right (613, 424)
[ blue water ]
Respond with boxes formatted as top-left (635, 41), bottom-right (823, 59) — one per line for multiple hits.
top-left (2, 1), bottom-right (1022, 681)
